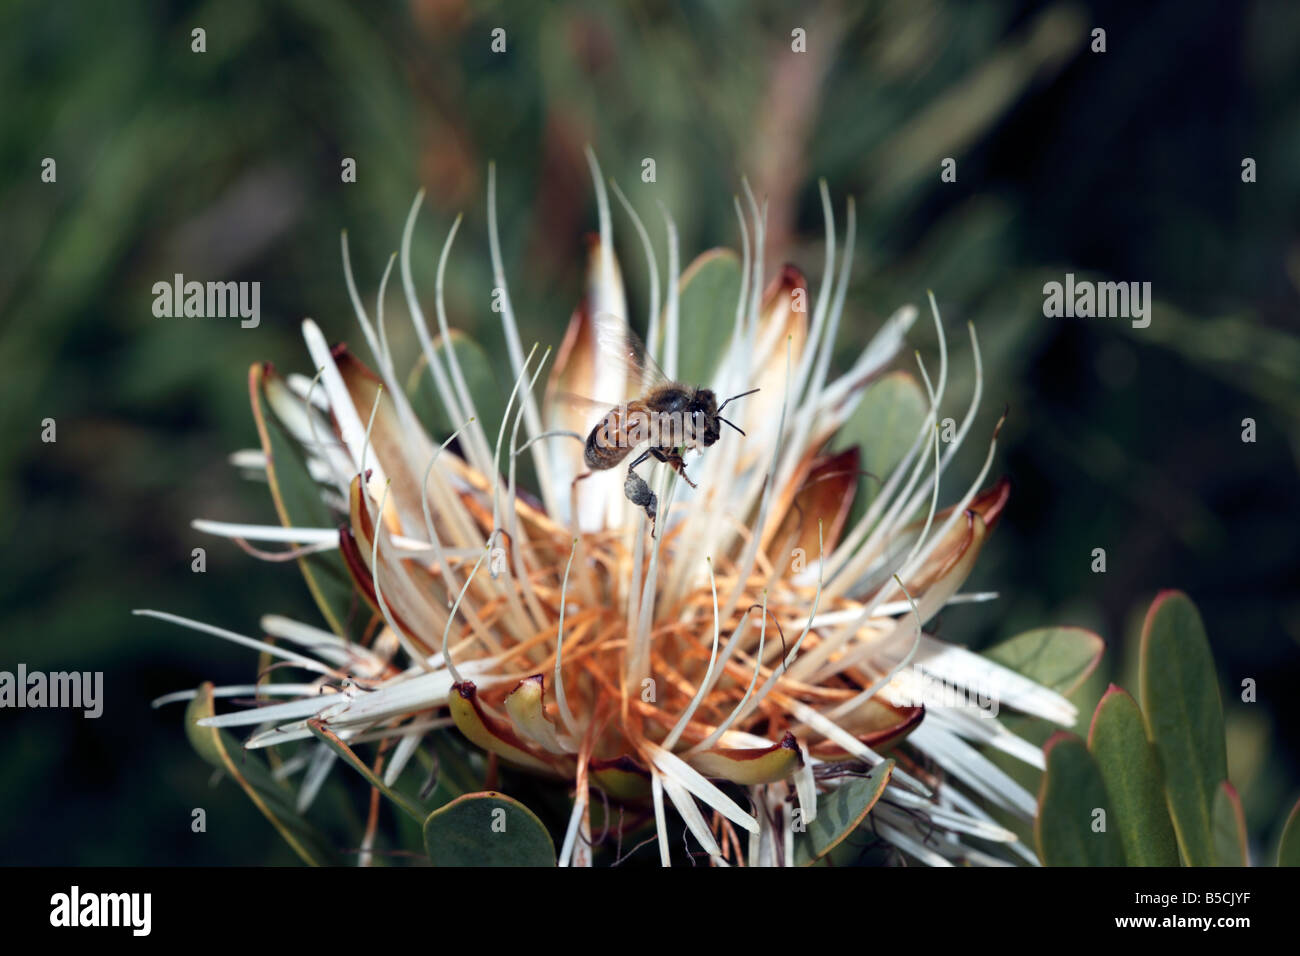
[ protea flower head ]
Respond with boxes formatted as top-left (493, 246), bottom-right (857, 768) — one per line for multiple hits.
top-left (144, 151), bottom-right (1081, 866)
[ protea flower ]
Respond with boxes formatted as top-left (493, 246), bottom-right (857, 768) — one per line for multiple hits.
top-left (144, 152), bottom-right (1081, 866)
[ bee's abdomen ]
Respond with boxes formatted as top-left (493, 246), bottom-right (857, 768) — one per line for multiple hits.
top-left (584, 408), bottom-right (633, 470)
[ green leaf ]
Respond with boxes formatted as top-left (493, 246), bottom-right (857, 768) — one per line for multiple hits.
top-left (1278, 798), bottom-right (1300, 867)
top-left (834, 370), bottom-right (928, 519)
top-left (423, 792), bottom-right (556, 866)
top-left (1212, 781), bottom-right (1249, 866)
top-left (673, 249), bottom-right (742, 388)
top-left (185, 683), bottom-right (339, 866)
top-left (306, 719), bottom-right (424, 821)
top-left (433, 729), bottom-right (483, 791)
top-left (792, 761), bottom-right (894, 866)
top-left (1035, 733), bottom-right (1126, 866)
top-left (984, 626), bottom-right (1105, 696)
top-left (251, 364), bottom-right (358, 640)
top-left (1139, 591), bottom-right (1227, 867)
top-left (412, 730), bottom-right (484, 810)
top-left (1086, 686), bottom-right (1179, 866)
top-left (408, 330), bottom-right (506, 442)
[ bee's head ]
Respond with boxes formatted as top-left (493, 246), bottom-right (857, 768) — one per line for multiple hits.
top-left (688, 389), bottom-right (721, 448)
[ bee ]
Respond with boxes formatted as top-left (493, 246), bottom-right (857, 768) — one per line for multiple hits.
top-left (570, 313), bottom-right (759, 531)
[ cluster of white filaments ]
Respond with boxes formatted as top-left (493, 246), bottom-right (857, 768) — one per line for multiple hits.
top-left (143, 150), bottom-right (1079, 866)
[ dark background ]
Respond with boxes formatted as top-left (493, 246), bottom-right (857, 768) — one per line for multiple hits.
top-left (1, 0), bottom-right (1297, 864)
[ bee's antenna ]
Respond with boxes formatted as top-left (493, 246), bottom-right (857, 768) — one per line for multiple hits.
top-left (718, 416), bottom-right (745, 436)
top-left (718, 387), bottom-right (760, 413)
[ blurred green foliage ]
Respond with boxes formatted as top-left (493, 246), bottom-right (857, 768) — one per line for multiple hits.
top-left (1, 0), bottom-right (1297, 863)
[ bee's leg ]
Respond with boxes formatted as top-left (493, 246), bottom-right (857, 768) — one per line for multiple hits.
top-left (654, 449), bottom-right (697, 489)
top-left (623, 468), bottom-right (659, 537)
top-left (627, 450), bottom-right (652, 473)
top-left (569, 470), bottom-right (595, 524)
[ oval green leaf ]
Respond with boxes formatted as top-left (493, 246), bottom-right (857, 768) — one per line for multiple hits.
top-left (835, 370), bottom-right (928, 520)
top-left (1212, 781), bottom-right (1249, 866)
top-left (423, 791), bottom-right (555, 866)
top-left (674, 249), bottom-right (742, 388)
top-left (984, 626), bottom-right (1105, 696)
top-left (1086, 685), bottom-right (1179, 866)
top-left (414, 730), bottom-right (485, 810)
top-left (793, 760), bottom-right (894, 866)
top-left (251, 364), bottom-right (358, 639)
top-left (408, 330), bottom-right (507, 443)
top-left (307, 719), bottom-right (424, 821)
top-left (1139, 591), bottom-right (1227, 867)
top-left (1035, 733), bottom-right (1125, 866)
top-left (1278, 798), bottom-right (1300, 867)
top-left (186, 683), bottom-right (338, 866)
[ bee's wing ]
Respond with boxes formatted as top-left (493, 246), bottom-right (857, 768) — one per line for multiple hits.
top-left (549, 390), bottom-right (621, 431)
top-left (592, 311), bottom-right (671, 389)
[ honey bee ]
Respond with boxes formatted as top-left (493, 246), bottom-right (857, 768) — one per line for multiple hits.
top-left (571, 313), bottom-right (758, 531)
